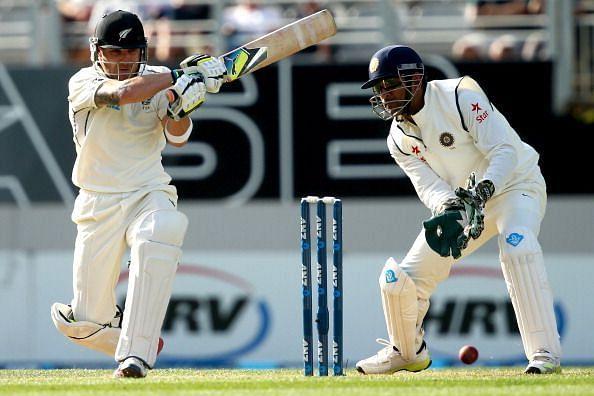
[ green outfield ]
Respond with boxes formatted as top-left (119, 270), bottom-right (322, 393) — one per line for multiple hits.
top-left (1, 368), bottom-right (594, 396)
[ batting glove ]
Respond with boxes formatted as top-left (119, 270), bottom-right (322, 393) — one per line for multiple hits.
top-left (167, 74), bottom-right (206, 121)
top-left (181, 54), bottom-right (227, 93)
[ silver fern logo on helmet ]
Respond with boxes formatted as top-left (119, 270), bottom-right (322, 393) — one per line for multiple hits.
top-left (118, 28), bottom-right (133, 41)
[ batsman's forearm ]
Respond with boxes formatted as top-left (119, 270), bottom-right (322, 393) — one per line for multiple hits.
top-left (114, 73), bottom-right (174, 105)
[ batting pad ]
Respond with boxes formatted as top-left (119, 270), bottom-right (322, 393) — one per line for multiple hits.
top-left (115, 240), bottom-right (180, 368)
top-left (498, 227), bottom-right (561, 360)
top-left (51, 302), bottom-right (120, 356)
top-left (379, 257), bottom-right (419, 361)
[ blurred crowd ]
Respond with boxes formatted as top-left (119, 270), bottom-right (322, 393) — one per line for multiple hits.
top-left (51, 0), bottom-right (594, 65)
top-left (449, 0), bottom-right (592, 62)
top-left (450, 0), bottom-right (543, 62)
top-left (55, 0), bottom-right (333, 65)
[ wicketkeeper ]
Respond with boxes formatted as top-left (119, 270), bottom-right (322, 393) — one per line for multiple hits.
top-left (50, 10), bottom-right (226, 378)
top-left (355, 45), bottom-right (561, 375)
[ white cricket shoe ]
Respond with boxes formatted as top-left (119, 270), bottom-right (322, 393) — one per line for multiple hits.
top-left (524, 350), bottom-right (561, 374)
top-left (113, 356), bottom-right (149, 378)
top-left (356, 338), bottom-right (432, 375)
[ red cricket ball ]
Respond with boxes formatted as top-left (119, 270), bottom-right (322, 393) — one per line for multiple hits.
top-left (459, 345), bottom-right (479, 365)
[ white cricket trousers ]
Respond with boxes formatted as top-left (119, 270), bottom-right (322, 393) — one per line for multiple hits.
top-left (70, 185), bottom-right (180, 325)
top-left (398, 185), bottom-right (561, 360)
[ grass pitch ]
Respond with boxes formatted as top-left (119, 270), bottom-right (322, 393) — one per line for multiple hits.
top-left (1, 367), bottom-right (593, 396)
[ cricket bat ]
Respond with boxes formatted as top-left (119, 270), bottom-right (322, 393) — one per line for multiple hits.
top-left (221, 8), bottom-right (336, 82)
top-left (168, 9), bottom-right (336, 102)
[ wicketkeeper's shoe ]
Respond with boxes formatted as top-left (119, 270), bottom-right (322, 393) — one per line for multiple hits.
top-left (524, 350), bottom-right (561, 374)
top-left (113, 356), bottom-right (149, 378)
top-left (355, 338), bottom-right (432, 375)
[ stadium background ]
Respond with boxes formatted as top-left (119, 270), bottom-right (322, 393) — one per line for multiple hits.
top-left (0, 0), bottom-right (592, 369)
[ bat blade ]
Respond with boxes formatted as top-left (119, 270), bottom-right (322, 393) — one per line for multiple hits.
top-left (166, 9), bottom-right (336, 102)
top-left (221, 9), bottom-right (336, 82)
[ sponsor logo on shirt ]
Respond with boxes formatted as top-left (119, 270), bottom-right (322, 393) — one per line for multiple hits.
top-left (411, 145), bottom-right (426, 162)
top-left (505, 232), bottom-right (524, 247)
top-left (385, 269), bottom-right (398, 283)
top-left (472, 102), bottom-right (489, 124)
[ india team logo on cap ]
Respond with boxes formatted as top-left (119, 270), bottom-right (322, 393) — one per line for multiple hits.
top-left (369, 57), bottom-right (379, 73)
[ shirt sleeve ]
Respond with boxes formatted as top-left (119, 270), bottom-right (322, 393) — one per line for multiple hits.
top-left (67, 68), bottom-right (107, 111)
top-left (458, 84), bottom-right (521, 193)
top-left (145, 65), bottom-right (172, 120)
top-left (387, 130), bottom-right (456, 214)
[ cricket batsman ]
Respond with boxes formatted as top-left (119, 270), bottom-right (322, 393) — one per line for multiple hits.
top-left (50, 9), bottom-right (226, 378)
top-left (355, 45), bottom-right (561, 375)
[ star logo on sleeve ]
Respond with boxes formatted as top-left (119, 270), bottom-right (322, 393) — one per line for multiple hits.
top-left (471, 103), bottom-right (482, 113)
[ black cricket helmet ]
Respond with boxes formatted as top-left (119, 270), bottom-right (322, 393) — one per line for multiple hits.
top-left (362, 45), bottom-right (425, 120)
top-left (89, 10), bottom-right (148, 78)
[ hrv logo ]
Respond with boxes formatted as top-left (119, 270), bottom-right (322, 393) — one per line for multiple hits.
top-left (118, 264), bottom-right (271, 365)
top-left (423, 265), bottom-right (565, 364)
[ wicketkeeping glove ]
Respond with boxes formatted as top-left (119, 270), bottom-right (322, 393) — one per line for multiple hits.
top-left (167, 74), bottom-right (206, 121)
top-left (181, 54), bottom-right (227, 93)
top-left (424, 198), bottom-right (468, 259)
top-left (454, 173), bottom-right (494, 250)
top-left (474, 179), bottom-right (495, 205)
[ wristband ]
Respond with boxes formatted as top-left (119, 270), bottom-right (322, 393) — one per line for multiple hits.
top-left (165, 120), bottom-right (193, 144)
top-left (170, 69), bottom-right (184, 84)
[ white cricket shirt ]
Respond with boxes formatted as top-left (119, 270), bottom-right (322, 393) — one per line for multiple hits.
top-left (388, 76), bottom-right (545, 214)
top-left (67, 65), bottom-right (172, 192)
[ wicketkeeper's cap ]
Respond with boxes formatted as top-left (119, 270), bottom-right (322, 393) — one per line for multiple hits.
top-left (361, 45), bottom-right (424, 89)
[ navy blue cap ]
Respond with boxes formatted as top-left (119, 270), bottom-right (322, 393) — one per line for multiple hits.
top-left (361, 45), bottom-right (423, 89)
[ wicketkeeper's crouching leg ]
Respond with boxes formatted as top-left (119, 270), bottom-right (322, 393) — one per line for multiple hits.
top-left (499, 226), bottom-right (561, 374)
top-left (356, 257), bottom-right (432, 374)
